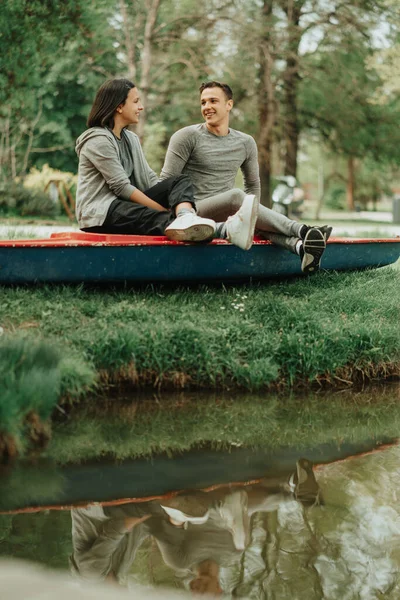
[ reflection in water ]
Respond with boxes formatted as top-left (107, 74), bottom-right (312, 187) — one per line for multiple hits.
top-left (3, 444), bottom-right (400, 598)
top-left (69, 459), bottom-right (322, 596)
top-left (1, 383), bottom-right (400, 598)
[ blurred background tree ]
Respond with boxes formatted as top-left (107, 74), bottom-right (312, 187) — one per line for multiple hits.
top-left (1, 0), bottom-right (399, 211)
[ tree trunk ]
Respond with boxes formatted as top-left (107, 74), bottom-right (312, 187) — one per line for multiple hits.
top-left (257, 0), bottom-right (276, 207)
top-left (120, 0), bottom-right (137, 81)
top-left (282, 0), bottom-right (303, 178)
top-left (346, 156), bottom-right (355, 211)
top-left (137, 0), bottom-right (161, 142)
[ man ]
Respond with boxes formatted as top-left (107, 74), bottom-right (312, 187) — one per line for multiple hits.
top-left (161, 81), bottom-right (331, 274)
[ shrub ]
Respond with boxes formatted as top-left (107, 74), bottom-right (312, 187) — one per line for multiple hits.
top-left (325, 183), bottom-right (346, 210)
top-left (0, 182), bottom-right (60, 217)
top-left (24, 164), bottom-right (77, 200)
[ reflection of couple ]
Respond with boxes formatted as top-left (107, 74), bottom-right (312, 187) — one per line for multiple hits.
top-left (70, 458), bottom-right (322, 596)
top-left (76, 79), bottom-right (331, 273)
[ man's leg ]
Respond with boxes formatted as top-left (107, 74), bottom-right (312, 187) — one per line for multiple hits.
top-left (198, 188), bottom-right (305, 237)
top-left (197, 188), bottom-right (331, 272)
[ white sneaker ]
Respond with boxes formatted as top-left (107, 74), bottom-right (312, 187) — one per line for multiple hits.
top-left (165, 212), bottom-right (216, 242)
top-left (225, 194), bottom-right (258, 250)
top-left (160, 505), bottom-right (210, 528)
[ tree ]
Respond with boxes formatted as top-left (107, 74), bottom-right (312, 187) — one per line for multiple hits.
top-left (0, 0), bottom-right (124, 179)
top-left (300, 38), bottom-right (400, 209)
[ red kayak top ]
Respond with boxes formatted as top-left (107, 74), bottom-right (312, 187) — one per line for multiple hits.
top-left (0, 231), bottom-right (399, 248)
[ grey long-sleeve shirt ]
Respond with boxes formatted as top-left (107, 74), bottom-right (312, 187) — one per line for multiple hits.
top-left (75, 127), bottom-right (158, 228)
top-left (160, 124), bottom-right (261, 201)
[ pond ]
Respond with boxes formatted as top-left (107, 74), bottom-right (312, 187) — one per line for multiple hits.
top-left (1, 383), bottom-right (400, 599)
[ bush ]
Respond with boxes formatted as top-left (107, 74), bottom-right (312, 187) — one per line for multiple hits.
top-left (325, 183), bottom-right (346, 210)
top-left (24, 164), bottom-right (77, 200)
top-left (0, 182), bottom-right (60, 217)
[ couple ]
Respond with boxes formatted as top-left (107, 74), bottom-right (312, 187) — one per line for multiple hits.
top-left (76, 79), bottom-right (331, 273)
top-left (70, 460), bottom-right (322, 595)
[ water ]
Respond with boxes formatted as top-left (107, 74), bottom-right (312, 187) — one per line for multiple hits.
top-left (1, 384), bottom-right (400, 599)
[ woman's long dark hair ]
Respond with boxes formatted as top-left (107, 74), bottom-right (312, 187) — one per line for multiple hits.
top-left (87, 78), bottom-right (135, 129)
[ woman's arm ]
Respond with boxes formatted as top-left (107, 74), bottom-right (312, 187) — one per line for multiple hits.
top-left (129, 188), bottom-right (167, 212)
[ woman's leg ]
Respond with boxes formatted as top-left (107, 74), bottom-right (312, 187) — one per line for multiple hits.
top-left (83, 198), bottom-right (174, 236)
top-left (143, 175), bottom-right (217, 242)
top-left (144, 175), bottom-right (196, 214)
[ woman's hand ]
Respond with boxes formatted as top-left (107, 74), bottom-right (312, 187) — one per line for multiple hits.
top-left (130, 188), bottom-right (168, 212)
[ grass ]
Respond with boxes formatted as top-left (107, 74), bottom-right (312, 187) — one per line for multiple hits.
top-left (0, 336), bottom-right (95, 458)
top-left (0, 265), bottom-right (399, 394)
top-left (0, 264), bottom-right (399, 459)
top-left (0, 228), bottom-right (42, 240)
top-left (0, 215), bottom-right (74, 226)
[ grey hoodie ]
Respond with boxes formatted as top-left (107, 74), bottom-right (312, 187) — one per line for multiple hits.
top-left (75, 127), bottom-right (159, 228)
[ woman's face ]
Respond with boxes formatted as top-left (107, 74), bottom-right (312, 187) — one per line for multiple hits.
top-left (117, 87), bottom-right (143, 125)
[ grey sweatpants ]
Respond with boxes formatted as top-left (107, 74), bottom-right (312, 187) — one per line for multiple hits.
top-left (196, 188), bottom-right (303, 254)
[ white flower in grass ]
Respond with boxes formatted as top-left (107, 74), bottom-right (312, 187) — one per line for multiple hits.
top-left (0, 326), bottom-right (4, 336)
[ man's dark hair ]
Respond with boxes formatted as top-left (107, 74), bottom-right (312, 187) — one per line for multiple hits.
top-left (87, 78), bottom-right (136, 129)
top-left (199, 81), bottom-right (233, 101)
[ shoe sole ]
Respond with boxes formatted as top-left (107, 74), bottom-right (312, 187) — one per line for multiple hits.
top-left (302, 228), bottom-right (326, 274)
top-left (321, 226), bottom-right (333, 242)
top-left (165, 223), bottom-right (215, 243)
top-left (230, 194), bottom-right (259, 251)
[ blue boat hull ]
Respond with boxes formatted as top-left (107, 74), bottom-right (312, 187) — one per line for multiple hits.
top-left (0, 238), bottom-right (399, 284)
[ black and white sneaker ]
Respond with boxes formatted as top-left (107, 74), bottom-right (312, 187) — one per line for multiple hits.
top-left (300, 227), bottom-right (326, 274)
top-left (319, 225), bottom-right (333, 242)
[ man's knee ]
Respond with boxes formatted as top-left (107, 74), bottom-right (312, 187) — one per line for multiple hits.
top-left (231, 188), bottom-right (245, 210)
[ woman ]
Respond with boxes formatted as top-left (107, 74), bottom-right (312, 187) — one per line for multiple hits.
top-left (75, 79), bottom-right (258, 250)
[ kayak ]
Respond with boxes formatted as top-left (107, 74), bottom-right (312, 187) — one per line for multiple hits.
top-left (0, 438), bottom-right (397, 513)
top-left (0, 232), bottom-right (399, 284)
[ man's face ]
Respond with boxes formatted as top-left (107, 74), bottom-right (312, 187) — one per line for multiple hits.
top-left (190, 574), bottom-right (223, 596)
top-left (200, 87), bottom-right (233, 128)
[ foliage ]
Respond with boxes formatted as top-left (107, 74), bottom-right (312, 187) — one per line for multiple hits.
top-left (355, 159), bottom-right (394, 209)
top-left (0, 335), bottom-right (62, 451)
top-left (300, 39), bottom-right (400, 166)
top-left (23, 164), bottom-right (77, 196)
top-left (1, 0), bottom-right (400, 209)
top-left (0, 334), bottom-right (96, 455)
top-left (142, 122), bottom-right (168, 174)
top-left (0, 511), bottom-right (72, 569)
top-left (324, 184), bottom-right (347, 211)
top-left (0, 182), bottom-right (59, 217)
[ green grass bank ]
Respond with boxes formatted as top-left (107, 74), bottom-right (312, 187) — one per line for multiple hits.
top-left (0, 263), bottom-right (399, 457)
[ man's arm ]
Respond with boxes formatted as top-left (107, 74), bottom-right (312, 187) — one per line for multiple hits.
top-left (160, 128), bottom-right (195, 180)
top-left (73, 516), bottom-right (150, 582)
top-left (241, 137), bottom-right (261, 200)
